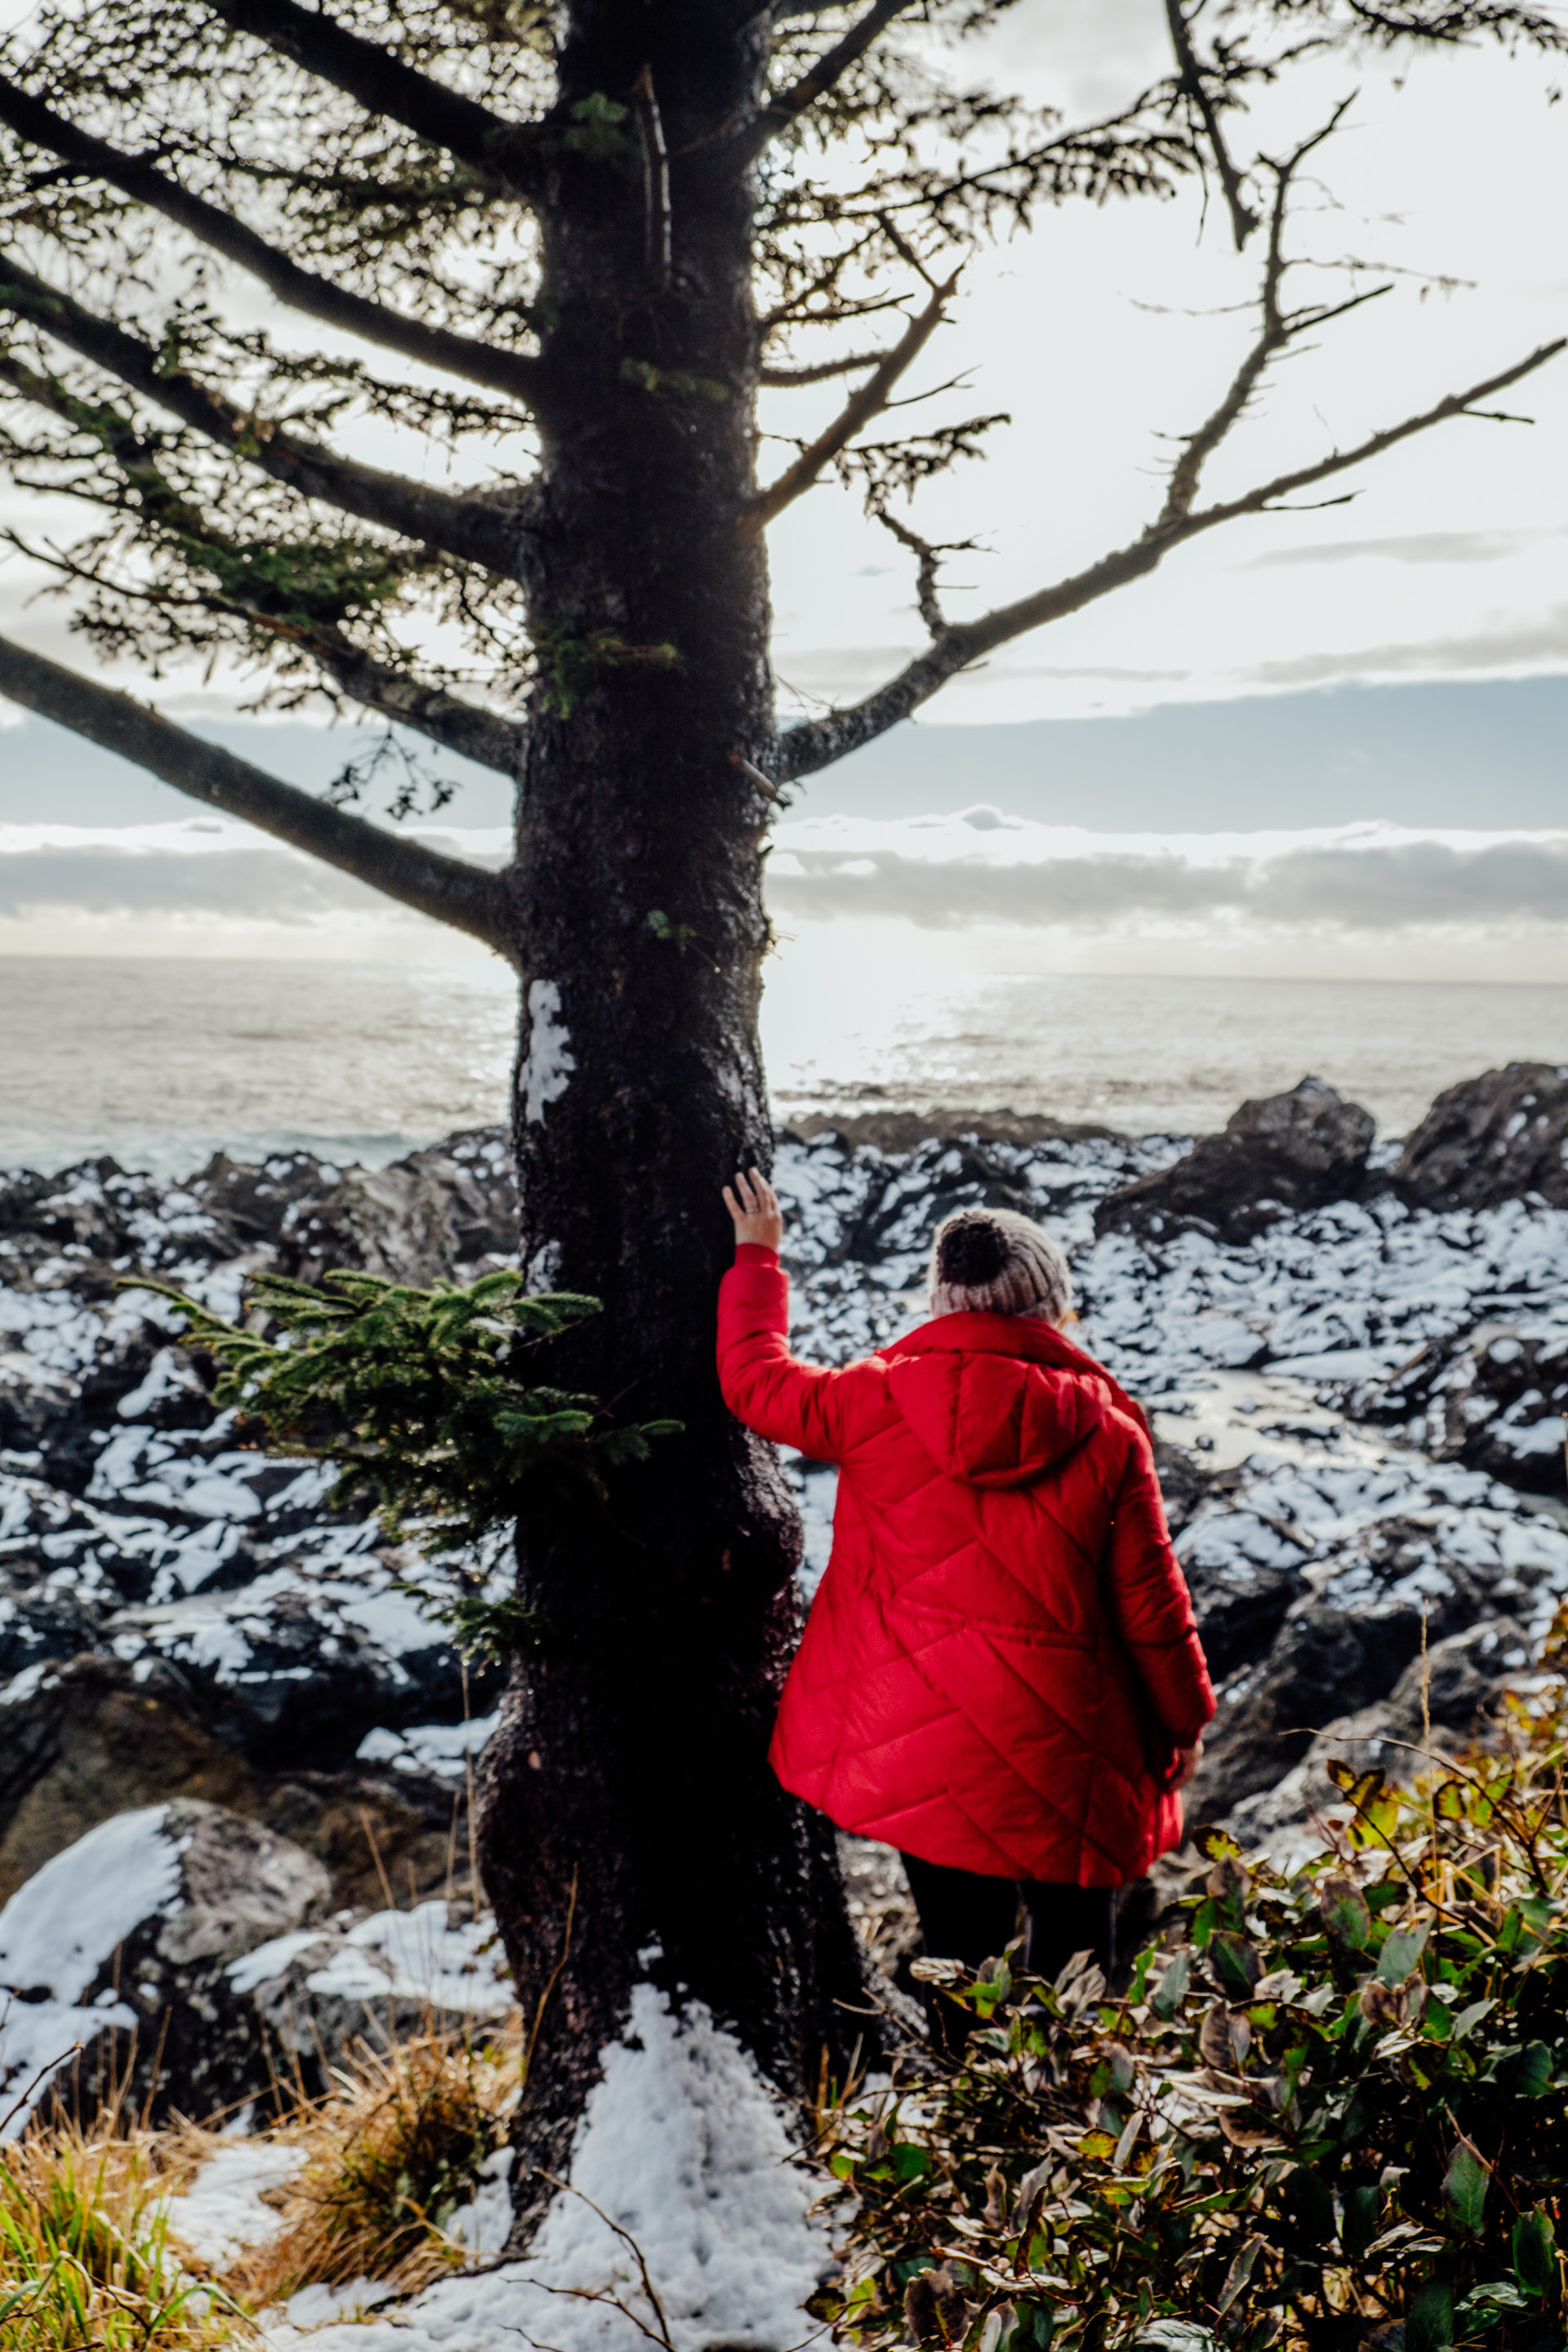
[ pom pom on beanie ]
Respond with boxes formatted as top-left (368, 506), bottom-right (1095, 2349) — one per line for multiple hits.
top-left (928, 1207), bottom-right (1072, 1323)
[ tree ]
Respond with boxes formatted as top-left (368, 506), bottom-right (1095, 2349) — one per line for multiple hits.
top-left (0, 0), bottom-right (1561, 2234)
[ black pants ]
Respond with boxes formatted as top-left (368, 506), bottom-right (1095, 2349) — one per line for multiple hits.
top-left (901, 1851), bottom-right (1116, 1986)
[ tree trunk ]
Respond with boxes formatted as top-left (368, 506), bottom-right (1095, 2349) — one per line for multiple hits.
top-left (473, 1), bottom-right (868, 2238)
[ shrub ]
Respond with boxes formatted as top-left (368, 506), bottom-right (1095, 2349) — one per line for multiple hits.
top-left (818, 1668), bottom-right (1568, 2352)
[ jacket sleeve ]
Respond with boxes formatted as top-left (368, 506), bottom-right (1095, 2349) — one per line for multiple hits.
top-left (716, 1245), bottom-right (858, 1461)
top-left (1103, 1423), bottom-right (1215, 1750)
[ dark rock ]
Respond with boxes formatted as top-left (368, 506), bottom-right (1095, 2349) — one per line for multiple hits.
top-left (277, 1127), bottom-right (514, 1288)
top-left (1183, 1545), bottom-right (1306, 1685)
top-left (1396, 1062), bottom-right (1568, 1211)
top-left (1095, 1076), bottom-right (1375, 1245)
top-left (186, 1148), bottom-right (339, 1244)
top-left (1193, 1597), bottom-right (1428, 1818)
top-left (1352, 1321), bottom-right (1568, 1495)
top-left (1227, 1619), bottom-right (1529, 1848)
top-left (0, 1653), bottom-right (478, 1914)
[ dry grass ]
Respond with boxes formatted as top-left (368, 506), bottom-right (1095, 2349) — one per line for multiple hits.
top-left (226, 2024), bottom-right (520, 2306)
top-left (0, 2115), bottom-right (247, 2350)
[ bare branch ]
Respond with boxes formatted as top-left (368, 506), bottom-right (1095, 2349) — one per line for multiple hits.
top-left (875, 508), bottom-right (982, 638)
top-left (1156, 105), bottom-right (1356, 528)
top-left (734, 0), bottom-right (920, 167)
top-left (760, 350), bottom-right (889, 386)
top-left (0, 632), bottom-right (514, 951)
top-left (744, 268), bottom-right (960, 532)
top-left (310, 635), bottom-right (523, 775)
top-left (0, 250), bottom-right (523, 575)
top-left (777, 334), bottom-right (1566, 781)
top-left (1164, 0), bottom-right (1259, 251)
top-left (205, 0), bottom-right (548, 195)
top-left (0, 74), bottom-right (548, 411)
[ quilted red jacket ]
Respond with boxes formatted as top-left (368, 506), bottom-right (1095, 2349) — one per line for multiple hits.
top-left (718, 1245), bottom-right (1214, 1885)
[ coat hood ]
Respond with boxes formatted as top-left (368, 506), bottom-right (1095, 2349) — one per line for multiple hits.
top-left (885, 1334), bottom-right (1108, 1487)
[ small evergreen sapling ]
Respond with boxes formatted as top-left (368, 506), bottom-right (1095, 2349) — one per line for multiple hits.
top-left (137, 1267), bottom-right (679, 1657)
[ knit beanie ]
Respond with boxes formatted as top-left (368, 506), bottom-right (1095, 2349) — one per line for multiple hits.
top-left (928, 1206), bottom-right (1073, 1323)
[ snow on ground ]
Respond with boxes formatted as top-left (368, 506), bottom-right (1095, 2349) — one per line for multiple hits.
top-left (163, 2141), bottom-right (307, 2269)
top-left (261, 1981), bottom-right (831, 2352)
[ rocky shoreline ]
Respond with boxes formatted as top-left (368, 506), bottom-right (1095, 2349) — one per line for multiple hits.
top-left (4, 1062), bottom-right (1568, 2122)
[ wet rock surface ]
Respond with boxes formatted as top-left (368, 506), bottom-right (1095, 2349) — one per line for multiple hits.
top-left (4, 1074), bottom-right (1568, 2108)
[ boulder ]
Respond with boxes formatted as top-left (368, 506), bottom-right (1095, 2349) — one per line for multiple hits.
top-left (186, 1148), bottom-right (341, 1244)
top-left (0, 1801), bottom-right (513, 2128)
top-left (0, 1800), bottom-right (331, 2126)
top-left (277, 1128), bottom-right (515, 1289)
top-left (1396, 1062), bottom-right (1568, 1211)
top-left (1094, 1077), bottom-right (1375, 1245)
top-left (0, 1653), bottom-right (484, 1915)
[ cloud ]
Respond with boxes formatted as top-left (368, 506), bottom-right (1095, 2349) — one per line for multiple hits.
top-left (0, 824), bottom-right (505, 924)
top-left (1246, 528), bottom-right (1563, 568)
top-left (764, 828), bottom-right (1568, 932)
top-left (1242, 607), bottom-right (1568, 688)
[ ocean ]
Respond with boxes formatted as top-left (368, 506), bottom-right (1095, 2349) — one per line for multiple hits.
top-left (1, 951), bottom-right (1563, 1178)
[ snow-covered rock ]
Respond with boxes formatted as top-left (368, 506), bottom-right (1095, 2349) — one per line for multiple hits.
top-left (0, 1800), bottom-right (328, 2130)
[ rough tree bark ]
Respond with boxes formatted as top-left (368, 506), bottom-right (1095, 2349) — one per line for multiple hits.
top-left (470, 4), bottom-right (868, 2228)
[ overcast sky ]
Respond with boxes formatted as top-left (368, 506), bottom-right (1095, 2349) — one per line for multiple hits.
top-left (1, 1), bottom-right (1564, 984)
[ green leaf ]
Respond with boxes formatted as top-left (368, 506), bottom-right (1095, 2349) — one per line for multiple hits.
top-left (1442, 2137), bottom-right (1489, 2236)
top-left (1407, 2278), bottom-right (1454, 2352)
top-left (1319, 1874), bottom-right (1372, 1952)
top-left (1377, 1923), bottom-right (1430, 1984)
top-left (891, 2143), bottom-right (931, 2181)
top-left (1151, 1948), bottom-right (1190, 2019)
top-left (1512, 2208), bottom-right (1557, 2297)
top-left (1210, 1931), bottom-right (1262, 1996)
top-left (1342, 2185), bottom-right (1381, 2262)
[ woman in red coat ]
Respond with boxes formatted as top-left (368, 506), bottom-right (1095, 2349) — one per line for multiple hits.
top-left (718, 1168), bottom-right (1214, 1990)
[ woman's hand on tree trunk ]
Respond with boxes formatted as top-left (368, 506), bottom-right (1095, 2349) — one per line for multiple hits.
top-left (724, 1167), bottom-right (784, 1251)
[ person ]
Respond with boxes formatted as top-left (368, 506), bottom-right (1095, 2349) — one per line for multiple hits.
top-left (716, 1166), bottom-right (1214, 2007)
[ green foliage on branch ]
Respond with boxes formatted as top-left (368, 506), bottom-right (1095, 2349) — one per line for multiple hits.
top-left (138, 1267), bottom-right (679, 1580)
top-left (820, 1656), bottom-right (1568, 2352)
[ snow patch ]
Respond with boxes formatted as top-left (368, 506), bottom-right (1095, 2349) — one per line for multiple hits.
top-left (163, 2141), bottom-right (305, 2268)
top-left (520, 980), bottom-right (576, 1125)
top-left (301, 1901), bottom-right (512, 2016)
top-left (357, 1713), bottom-right (500, 1780)
top-left (260, 1982), bottom-right (831, 2352)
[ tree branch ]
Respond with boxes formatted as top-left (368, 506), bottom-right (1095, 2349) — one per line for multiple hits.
top-left (743, 267), bottom-right (960, 531)
top-left (0, 74), bottom-right (549, 410)
top-left (204, 0), bottom-right (547, 195)
top-left (760, 349), bottom-right (889, 386)
top-left (776, 334), bottom-right (1566, 780)
top-left (0, 632), bottom-right (514, 951)
top-left (1164, 0), bottom-right (1258, 251)
top-left (0, 250), bottom-right (523, 575)
top-left (734, 0), bottom-right (920, 167)
top-left (309, 635), bottom-right (524, 775)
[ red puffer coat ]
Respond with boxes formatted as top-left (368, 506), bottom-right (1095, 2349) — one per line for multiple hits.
top-left (718, 1245), bottom-right (1214, 1885)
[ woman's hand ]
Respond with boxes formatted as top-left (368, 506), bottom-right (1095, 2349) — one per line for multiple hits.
top-left (1170, 1739), bottom-right (1204, 1792)
top-left (724, 1166), bottom-right (784, 1251)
